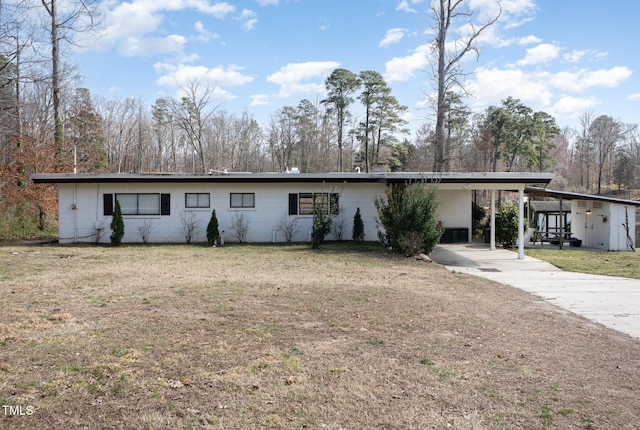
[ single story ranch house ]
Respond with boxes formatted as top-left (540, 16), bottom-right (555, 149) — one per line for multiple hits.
top-left (32, 171), bottom-right (556, 258)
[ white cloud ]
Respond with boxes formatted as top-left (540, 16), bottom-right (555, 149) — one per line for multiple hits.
top-left (255, 0), bottom-right (278, 5)
top-left (552, 96), bottom-right (599, 116)
top-left (267, 61), bottom-right (340, 85)
top-left (516, 43), bottom-right (560, 66)
top-left (250, 94), bottom-right (271, 106)
top-left (467, 63), bottom-right (633, 123)
top-left (267, 61), bottom-right (340, 98)
top-left (627, 93), bottom-right (640, 101)
top-left (154, 63), bottom-right (253, 93)
top-left (239, 9), bottom-right (258, 31)
top-left (563, 50), bottom-right (587, 63)
top-left (96, 0), bottom-right (236, 55)
top-left (194, 21), bottom-right (220, 42)
top-left (115, 34), bottom-right (187, 57)
top-left (380, 28), bottom-right (406, 47)
top-left (549, 67), bottom-right (632, 92)
top-left (469, 0), bottom-right (536, 15)
top-left (518, 35), bottom-right (541, 45)
top-left (396, 0), bottom-right (422, 13)
top-left (470, 67), bottom-right (554, 108)
top-left (384, 43), bottom-right (431, 82)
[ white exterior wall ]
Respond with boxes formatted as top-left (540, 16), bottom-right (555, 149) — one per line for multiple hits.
top-left (571, 200), bottom-right (636, 251)
top-left (435, 189), bottom-right (472, 233)
top-left (58, 181), bottom-right (387, 244)
top-left (56, 181), bottom-right (475, 244)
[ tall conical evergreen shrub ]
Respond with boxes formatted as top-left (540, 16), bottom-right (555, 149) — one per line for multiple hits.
top-left (110, 200), bottom-right (124, 246)
top-left (207, 209), bottom-right (220, 246)
top-left (352, 207), bottom-right (365, 242)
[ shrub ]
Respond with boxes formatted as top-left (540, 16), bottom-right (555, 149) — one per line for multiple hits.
top-left (276, 214), bottom-right (299, 243)
top-left (311, 203), bottom-right (332, 250)
top-left (352, 207), bottom-right (365, 242)
top-left (230, 212), bottom-right (249, 243)
top-left (495, 203), bottom-right (518, 247)
top-left (331, 207), bottom-right (346, 241)
top-left (110, 200), bottom-right (124, 246)
top-left (472, 201), bottom-right (486, 238)
top-left (136, 219), bottom-right (154, 244)
top-left (375, 181), bottom-right (442, 255)
top-left (180, 211), bottom-right (200, 244)
top-left (206, 209), bottom-right (220, 246)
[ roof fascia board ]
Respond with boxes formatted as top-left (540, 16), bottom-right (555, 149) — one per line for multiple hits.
top-left (526, 186), bottom-right (640, 207)
top-left (31, 172), bottom-right (554, 186)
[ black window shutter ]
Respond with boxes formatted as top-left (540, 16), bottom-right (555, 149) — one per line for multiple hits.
top-left (103, 194), bottom-right (113, 216)
top-left (161, 194), bottom-right (171, 215)
top-left (288, 193), bottom-right (298, 215)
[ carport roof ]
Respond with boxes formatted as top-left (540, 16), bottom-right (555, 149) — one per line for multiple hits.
top-left (526, 186), bottom-right (640, 207)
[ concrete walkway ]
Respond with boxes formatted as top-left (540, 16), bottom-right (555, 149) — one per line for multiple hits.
top-left (431, 243), bottom-right (640, 340)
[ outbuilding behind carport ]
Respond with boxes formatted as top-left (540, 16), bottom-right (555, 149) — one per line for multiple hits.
top-left (526, 187), bottom-right (640, 251)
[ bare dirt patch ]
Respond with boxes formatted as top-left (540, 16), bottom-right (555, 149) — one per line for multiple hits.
top-left (1, 242), bottom-right (639, 429)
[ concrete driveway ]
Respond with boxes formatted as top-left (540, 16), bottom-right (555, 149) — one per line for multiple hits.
top-left (431, 243), bottom-right (640, 340)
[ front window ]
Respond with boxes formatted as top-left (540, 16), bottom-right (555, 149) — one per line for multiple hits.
top-left (185, 193), bottom-right (210, 208)
top-left (230, 193), bottom-right (255, 208)
top-left (116, 193), bottom-right (160, 215)
top-left (299, 193), bottom-right (339, 215)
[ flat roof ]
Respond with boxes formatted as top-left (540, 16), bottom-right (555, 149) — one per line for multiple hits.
top-left (31, 171), bottom-right (554, 185)
top-left (526, 186), bottom-right (640, 207)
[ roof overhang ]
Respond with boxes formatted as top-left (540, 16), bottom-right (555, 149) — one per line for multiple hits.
top-left (31, 172), bottom-right (555, 187)
top-left (526, 186), bottom-right (640, 207)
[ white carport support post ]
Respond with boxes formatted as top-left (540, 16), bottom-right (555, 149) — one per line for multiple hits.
top-left (490, 189), bottom-right (496, 251)
top-left (518, 187), bottom-right (525, 259)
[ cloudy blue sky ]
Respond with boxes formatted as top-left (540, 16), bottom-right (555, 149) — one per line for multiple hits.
top-left (76, 0), bottom-right (639, 135)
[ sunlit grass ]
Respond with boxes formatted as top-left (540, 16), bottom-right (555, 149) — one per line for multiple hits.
top-left (525, 248), bottom-right (640, 279)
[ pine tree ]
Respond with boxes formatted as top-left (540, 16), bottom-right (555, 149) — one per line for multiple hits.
top-left (352, 207), bottom-right (365, 242)
top-left (110, 200), bottom-right (124, 246)
top-left (207, 209), bottom-right (220, 246)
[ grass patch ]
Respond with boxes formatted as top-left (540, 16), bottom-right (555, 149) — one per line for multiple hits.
top-left (0, 243), bottom-right (639, 429)
top-left (525, 248), bottom-right (640, 279)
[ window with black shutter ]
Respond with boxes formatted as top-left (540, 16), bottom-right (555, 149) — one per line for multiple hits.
top-left (288, 193), bottom-right (298, 215)
top-left (103, 194), bottom-right (113, 216)
top-left (161, 194), bottom-right (171, 215)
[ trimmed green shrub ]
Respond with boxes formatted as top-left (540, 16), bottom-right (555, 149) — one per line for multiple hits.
top-left (311, 203), bottom-right (332, 250)
top-left (206, 209), bottom-right (220, 246)
top-left (352, 207), bottom-right (365, 242)
top-left (375, 181), bottom-right (442, 255)
top-left (110, 200), bottom-right (124, 246)
top-left (472, 201), bottom-right (486, 238)
top-left (495, 203), bottom-right (518, 247)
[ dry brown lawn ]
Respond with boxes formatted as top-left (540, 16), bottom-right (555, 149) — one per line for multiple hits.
top-left (1, 242), bottom-right (639, 429)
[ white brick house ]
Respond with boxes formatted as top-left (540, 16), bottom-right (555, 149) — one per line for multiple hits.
top-left (32, 172), bottom-right (554, 257)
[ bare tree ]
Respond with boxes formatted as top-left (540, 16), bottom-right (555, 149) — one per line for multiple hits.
top-left (168, 79), bottom-right (222, 173)
top-left (38, 0), bottom-right (101, 164)
top-left (589, 115), bottom-right (623, 195)
top-left (430, 0), bottom-right (500, 172)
